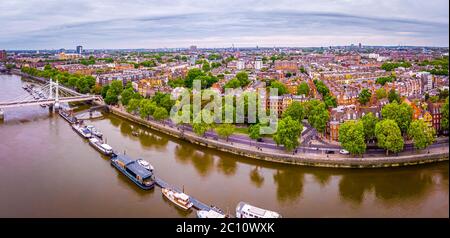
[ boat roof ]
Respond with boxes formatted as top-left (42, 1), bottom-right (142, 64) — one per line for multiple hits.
top-left (90, 138), bottom-right (99, 143)
top-left (126, 162), bottom-right (153, 179)
top-left (101, 144), bottom-right (112, 150)
top-left (114, 154), bottom-right (135, 165)
top-left (199, 210), bottom-right (225, 218)
top-left (239, 202), bottom-right (281, 218)
top-left (174, 192), bottom-right (190, 201)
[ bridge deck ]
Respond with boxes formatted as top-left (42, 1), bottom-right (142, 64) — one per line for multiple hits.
top-left (0, 96), bottom-right (99, 109)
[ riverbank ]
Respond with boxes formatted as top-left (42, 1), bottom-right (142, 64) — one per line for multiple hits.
top-left (108, 106), bottom-right (449, 168)
top-left (9, 70), bottom-right (449, 168)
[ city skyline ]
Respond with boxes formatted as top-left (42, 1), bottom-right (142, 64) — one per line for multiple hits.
top-left (0, 0), bottom-right (449, 49)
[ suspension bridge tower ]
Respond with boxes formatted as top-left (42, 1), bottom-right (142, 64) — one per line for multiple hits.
top-left (48, 78), bottom-right (60, 112)
top-left (54, 78), bottom-right (60, 111)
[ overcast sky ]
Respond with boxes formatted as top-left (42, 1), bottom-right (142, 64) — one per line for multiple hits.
top-left (0, 0), bottom-right (448, 49)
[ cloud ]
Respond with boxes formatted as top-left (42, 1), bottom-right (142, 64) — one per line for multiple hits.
top-left (0, 0), bottom-right (448, 49)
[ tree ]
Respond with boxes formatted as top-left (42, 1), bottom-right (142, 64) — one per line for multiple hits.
top-left (324, 95), bottom-right (337, 108)
top-left (127, 98), bottom-right (141, 114)
top-left (361, 112), bottom-right (378, 142)
top-left (68, 76), bottom-right (78, 87)
top-left (139, 99), bottom-right (156, 119)
top-left (388, 89), bottom-right (401, 103)
top-left (268, 81), bottom-right (288, 95)
top-left (193, 121), bottom-right (210, 136)
top-left (282, 102), bottom-right (305, 122)
top-left (296, 82), bottom-right (310, 96)
top-left (236, 71), bottom-right (250, 87)
top-left (381, 101), bottom-right (413, 134)
top-left (358, 88), bottom-right (372, 105)
top-left (438, 89), bottom-right (449, 100)
top-left (248, 124), bottom-right (262, 141)
top-left (299, 66), bottom-right (307, 74)
top-left (120, 88), bottom-right (134, 106)
top-left (376, 87), bottom-right (387, 99)
top-left (408, 119), bottom-right (435, 150)
top-left (104, 80), bottom-right (124, 105)
top-left (197, 75), bottom-right (217, 89)
top-left (109, 80), bottom-right (124, 94)
top-left (152, 107), bottom-right (169, 121)
top-left (185, 68), bottom-right (205, 88)
top-left (375, 76), bottom-right (394, 86)
top-left (91, 85), bottom-right (102, 95)
top-left (168, 78), bottom-right (186, 88)
top-left (224, 78), bottom-right (241, 89)
top-left (215, 124), bottom-right (235, 141)
top-left (442, 97), bottom-right (449, 132)
top-left (104, 88), bottom-right (119, 105)
top-left (273, 116), bottom-right (303, 151)
top-left (152, 92), bottom-right (174, 112)
top-left (202, 62), bottom-right (211, 72)
top-left (307, 101), bottom-right (329, 134)
top-left (314, 80), bottom-right (330, 97)
top-left (338, 121), bottom-right (366, 155)
top-left (101, 85), bottom-right (110, 98)
top-left (375, 119), bottom-right (404, 155)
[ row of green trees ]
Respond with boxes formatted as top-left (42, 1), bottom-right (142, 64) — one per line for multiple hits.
top-left (224, 71), bottom-right (251, 89)
top-left (381, 61), bottom-right (412, 71)
top-left (123, 89), bottom-right (174, 122)
top-left (338, 100), bottom-right (440, 156)
top-left (243, 99), bottom-right (329, 151)
top-left (168, 68), bottom-right (220, 89)
top-left (21, 66), bottom-right (96, 94)
top-left (313, 79), bottom-right (337, 108)
top-left (419, 56), bottom-right (449, 76)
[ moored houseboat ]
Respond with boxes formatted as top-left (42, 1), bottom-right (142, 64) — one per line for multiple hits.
top-left (59, 109), bottom-right (78, 124)
top-left (72, 124), bottom-right (92, 139)
top-left (88, 137), bottom-right (113, 156)
top-left (86, 125), bottom-right (103, 138)
top-left (111, 154), bottom-right (155, 190)
top-left (162, 187), bottom-right (193, 210)
top-left (235, 202), bottom-right (281, 218)
top-left (197, 209), bottom-right (226, 218)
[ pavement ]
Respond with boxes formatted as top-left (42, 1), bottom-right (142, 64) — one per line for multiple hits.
top-left (136, 114), bottom-right (449, 159)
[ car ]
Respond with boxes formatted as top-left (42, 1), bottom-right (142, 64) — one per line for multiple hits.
top-left (339, 149), bottom-right (350, 155)
top-left (325, 150), bottom-right (335, 154)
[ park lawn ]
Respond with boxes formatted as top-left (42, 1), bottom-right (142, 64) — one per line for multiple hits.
top-left (234, 126), bottom-right (249, 134)
top-left (233, 126), bottom-right (273, 138)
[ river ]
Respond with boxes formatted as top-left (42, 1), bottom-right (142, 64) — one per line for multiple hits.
top-left (0, 73), bottom-right (448, 218)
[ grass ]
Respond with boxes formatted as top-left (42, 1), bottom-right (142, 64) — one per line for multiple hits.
top-left (233, 125), bottom-right (273, 138)
top-left (234, 126), bottom-right (249, 135)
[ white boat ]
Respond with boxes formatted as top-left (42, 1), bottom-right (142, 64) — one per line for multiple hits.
top-left (162, 188), bottom-right (193, 210)
top-left (235, 202), bottom-right (281, 218)
top-left (89, 137), bottom-right (113, 155)
top-left (136, 159), bottom-right (154, 171)
top-left (72, 124), bottom-right (92, 138)
top-left (197, 209), bottom-right (226, 218)
top-left (86, 125), bottom-right (103, 138)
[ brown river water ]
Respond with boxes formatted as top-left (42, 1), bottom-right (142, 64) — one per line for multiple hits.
top-left (0, 73), bottom-right (448, 217)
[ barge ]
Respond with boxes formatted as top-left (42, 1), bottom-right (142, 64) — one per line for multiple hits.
top-left (111, 154), bottom-right (155, 190)
top-left (89, 137), bottom-right (113, 156)
top-left (72, 124), bottom-right (92, 139)
top-left (235, 202), bottom-right (281, 218)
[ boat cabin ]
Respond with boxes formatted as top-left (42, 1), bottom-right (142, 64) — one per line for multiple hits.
top-left (114, 155), bottom-right (154, 185)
